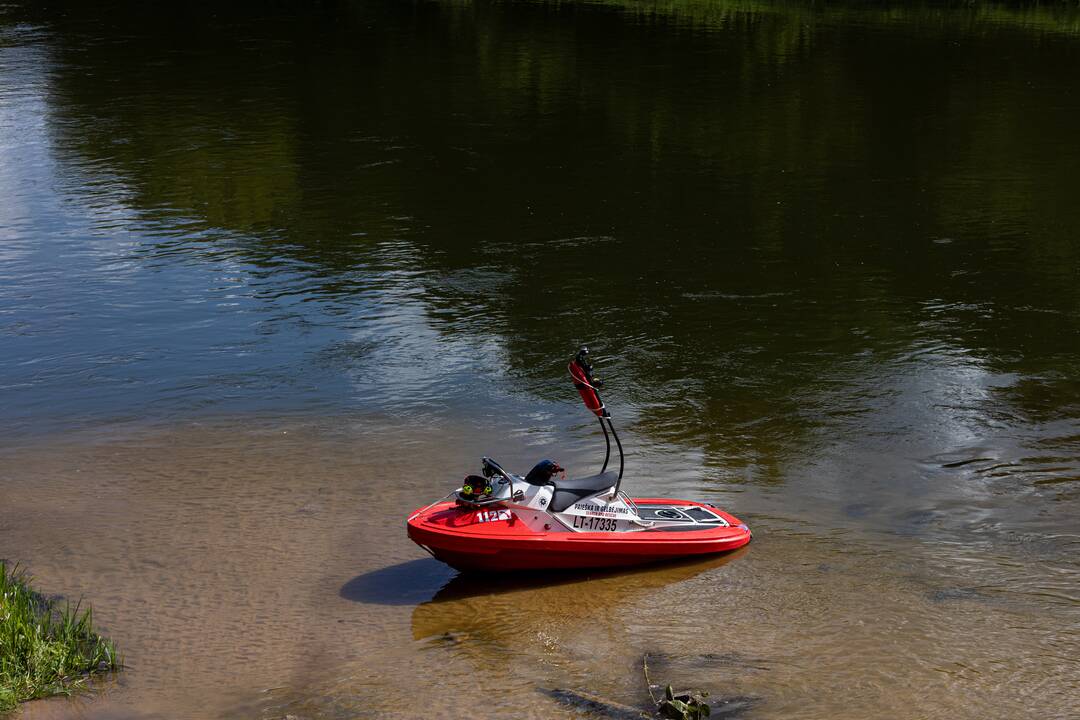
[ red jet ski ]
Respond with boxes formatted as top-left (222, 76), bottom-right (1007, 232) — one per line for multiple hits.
top-left (407, 348), bottom-right (751, 572)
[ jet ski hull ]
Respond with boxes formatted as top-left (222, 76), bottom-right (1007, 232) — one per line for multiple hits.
top-left (407, 498), bottom-right (751, 572)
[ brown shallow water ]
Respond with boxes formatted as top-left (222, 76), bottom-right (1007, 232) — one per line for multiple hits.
top-left (3, 419), bottom-right (1077, 719)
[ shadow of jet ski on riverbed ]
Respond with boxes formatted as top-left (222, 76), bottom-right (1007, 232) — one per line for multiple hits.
top-left (340, 547), bottom-right (748, 608)
top-left (338, 557), bottom-right (455, 606)
top-left (407, 549), bottom-right (747, 642)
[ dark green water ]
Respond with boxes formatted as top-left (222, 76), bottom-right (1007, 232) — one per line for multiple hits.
top-left (2, 2), bottom-right (1079, 718)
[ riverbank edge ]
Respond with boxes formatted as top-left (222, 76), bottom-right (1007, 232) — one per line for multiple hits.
top-left (0, 562), bottom-right (120, 713)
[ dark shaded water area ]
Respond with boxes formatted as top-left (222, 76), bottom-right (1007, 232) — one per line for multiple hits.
top-left (1, 1), bottom-right (1079, 718)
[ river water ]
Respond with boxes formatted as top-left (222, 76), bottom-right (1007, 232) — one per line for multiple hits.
top-left (1, 1), bottom-right (1078, 718)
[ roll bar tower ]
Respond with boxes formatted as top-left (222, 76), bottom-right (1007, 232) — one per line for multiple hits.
top-left (568, 347), bottom-right (624, 496)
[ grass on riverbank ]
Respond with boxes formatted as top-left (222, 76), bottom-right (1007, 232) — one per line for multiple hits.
top-left (0, 562), bottom-right (119, 712)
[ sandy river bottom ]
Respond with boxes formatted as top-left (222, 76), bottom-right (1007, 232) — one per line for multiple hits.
top-left (2, 418), bottom-right (1077, 719)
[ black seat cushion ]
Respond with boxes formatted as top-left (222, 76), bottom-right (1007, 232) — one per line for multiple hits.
top-left (549, 471), bottom-right (618, 512)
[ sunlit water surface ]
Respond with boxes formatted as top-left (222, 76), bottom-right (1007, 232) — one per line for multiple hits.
top-left (1, 1), bottom-right (1078, 718)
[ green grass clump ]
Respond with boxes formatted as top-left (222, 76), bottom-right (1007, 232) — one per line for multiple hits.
top-left (0, 562), bottom-right (120, 713)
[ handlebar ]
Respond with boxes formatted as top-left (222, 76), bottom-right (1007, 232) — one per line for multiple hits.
top-left (574, 346), bottom-right (603, 389)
